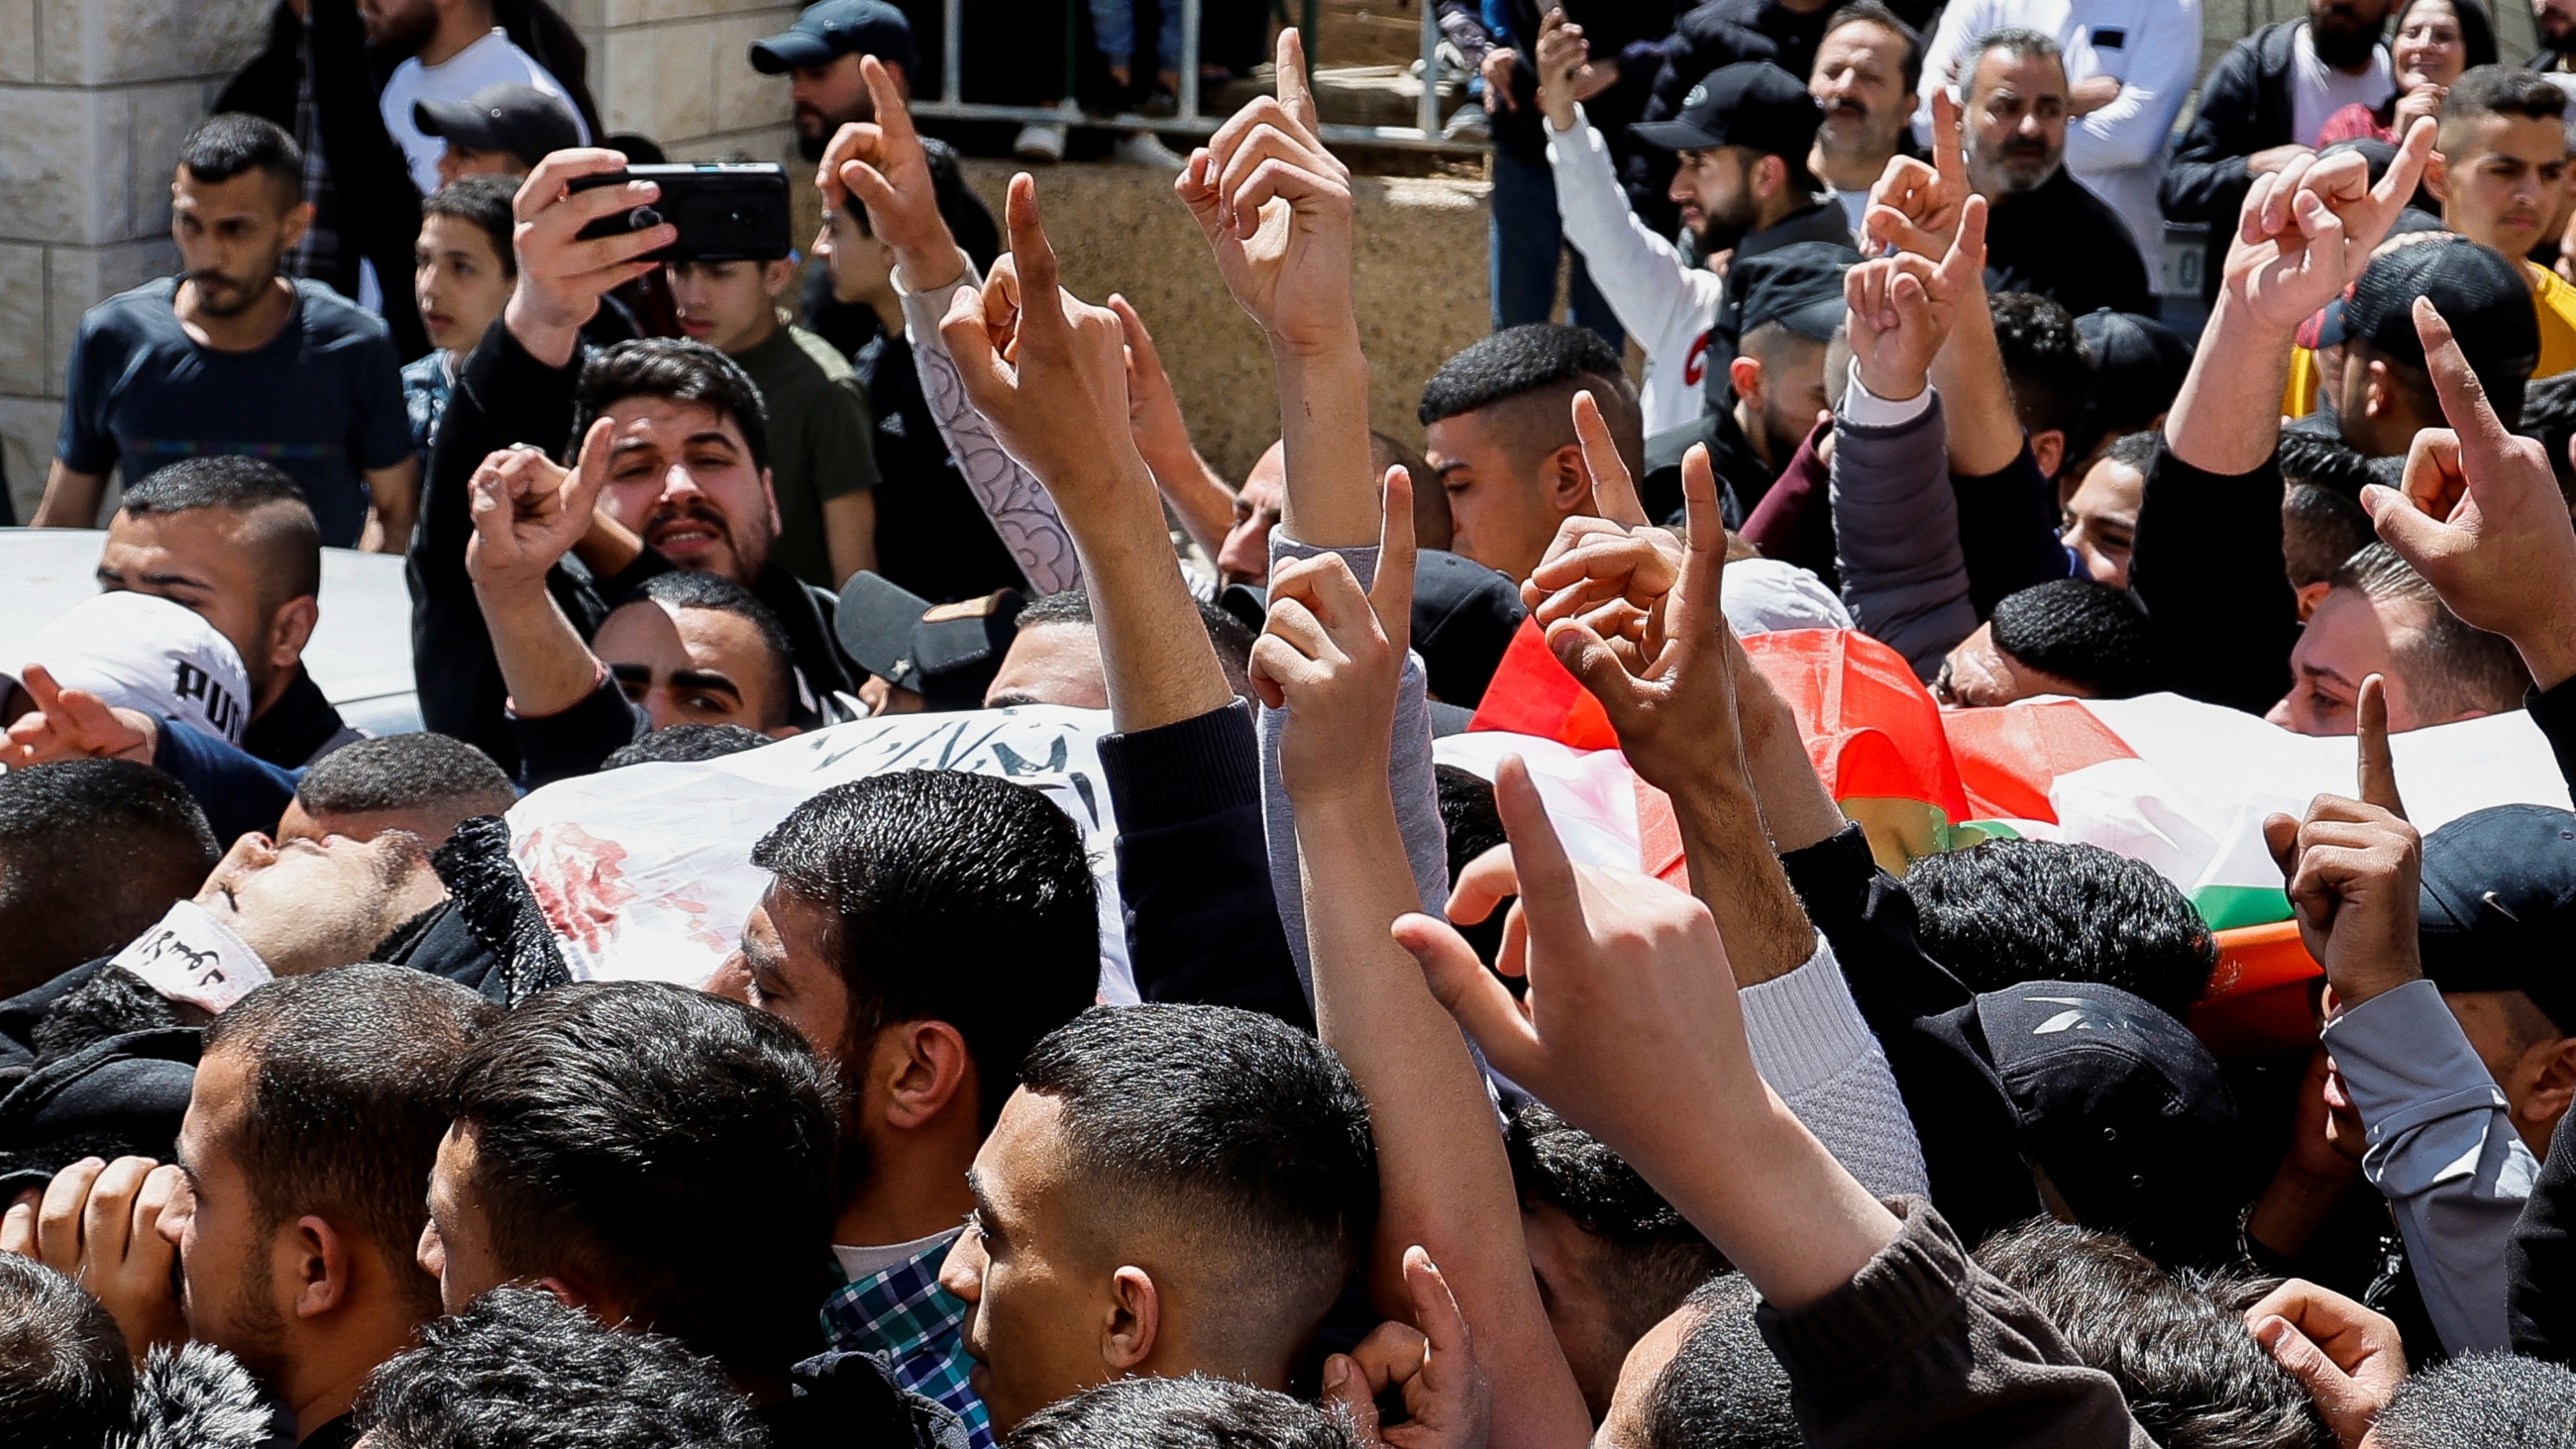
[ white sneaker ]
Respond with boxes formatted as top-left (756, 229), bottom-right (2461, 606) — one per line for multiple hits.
top-left (1014, 123), bottom-right (1068, 161)
top-left (1113, 130), bottom-right (1186, 169)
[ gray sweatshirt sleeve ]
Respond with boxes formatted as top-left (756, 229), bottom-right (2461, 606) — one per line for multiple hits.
top-left (896, 261), bottom-right (1083, 594)
top-left (1830, 379), bottom-right (1978, 680)
top-left (2323, 978), bottom-right (2540, 1355)
top-left (1741, 935), bottom-right (1931, 1201)
top-left (1259, 531), bottom-right (1449, 995)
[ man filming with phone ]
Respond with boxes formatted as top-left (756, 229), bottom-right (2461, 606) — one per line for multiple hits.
top-left (408, 148), bottom-right (862, 781)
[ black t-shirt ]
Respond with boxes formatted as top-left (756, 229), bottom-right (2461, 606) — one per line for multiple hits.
top-left (846, 314), bottom-right (1031, 604)
top-left (55, 277), bottom-right (412, 546)
top-left (1981, 168), bottom-right (2157, 322)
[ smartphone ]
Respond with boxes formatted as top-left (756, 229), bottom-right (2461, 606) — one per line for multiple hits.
top-left (570, 162), bottom-right (792, 263)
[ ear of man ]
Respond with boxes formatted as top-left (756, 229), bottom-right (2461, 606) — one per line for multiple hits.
top-left (872, 1019), bottom-right (978, 1131)
top-left (1105, 1264), bottom-right (1163, 1373)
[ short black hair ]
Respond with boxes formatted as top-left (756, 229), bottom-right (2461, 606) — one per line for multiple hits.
top-left (422, 173), bottom-right (521, 281)
top-left (751, 772), bottom-right (1099, 1129)
top-left (1822, 0), bottom-right (1926, 92)
top-left (603, 723), bottom-right (774, 768)
top-left (1507, 1101), bottom-right (1726, 1343)
top-left (2368, 1353), bottom-right (2576, 1448)
top-left (1419, 325), bottom-right (1644, 481)
top-left (2098, 429), bottom-right (2160, 478)
top-left (1005, 1375), bottom-right (1365, 1449)
top-left (1986, 578), bottom-right (2157, 697)
top-left (2441, 62), bottom-right (2565, 136)
top-left (1642, 1274), bottom-right (1800, 1449)
top-left (1976, 1222), bottom-right (2328, 1449)
top-left (444, 982), bottom-right (841, 1375)
top-left (1434, 765), bottom-right (1505, 887)
top-left (574, 339), bottom-right (772, 475)
top-left (177, 113), bottom-right (301, 197)
top-left (1990, 292), bottom-right (2094, 460)
top-left (204, 967), bottom-right (499, 1317)
top-left (1904, 838), bottom-right (2219, 1019)
top-left (0, 760), bottom-right (220, 998)
top-left (627, 569), bottom-right (797, 726)
top-left (120, 456), bottom-right (324, 606)
top-left (0, 1256), bottom-right (135, 1449)
top-left (1012, 589), bottom-right (1261, 699)
top-left (2516, 369), bottom-right (2576, 505)
top-left (2282, 482), bottom-right (2376, 588)
top-left (1963, 26), bottom-right (2064, 87)
top-left (294, 733), bottom-right (517, 828)
top-left (2332, 542), bottom-right (2531, 719)
top-left (354, 1286), bottom-right (768, 1449)
top-left (1016, 1005), bottom-right (1377, 1349)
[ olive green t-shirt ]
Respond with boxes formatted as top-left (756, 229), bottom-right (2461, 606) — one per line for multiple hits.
top-left (732, 320), bottom-right (879, 588)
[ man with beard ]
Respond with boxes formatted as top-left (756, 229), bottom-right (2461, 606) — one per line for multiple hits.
top-left (367, 0), bottom-right (591, 198)
top-left (2162, 0), bottom-right (2398, 303)
top-left (1959, 30), bottom-right (2154, 318)
top-left (748, 0), bottom-right (999, 360)
top-left (1915, 0), bottom-right (2201, 298)
top-left (704, 773), bottom-right (1099, 1448)
top-left (1543, 53), bottom-right (1845, 433)
top-left (410, 150), bottom-right (861, 776)
top-left (1810, 1), bottom-right (1925, 226)
top-left (2536, 0), bottom-right (2576, 74)
top-left (2, 967), bottom-right (494, 1447)
top-left (35, 116), bottom-right (416, 553)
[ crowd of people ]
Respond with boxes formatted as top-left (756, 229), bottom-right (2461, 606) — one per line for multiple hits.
top-left (16, 0), bottom-right (2576, 1444)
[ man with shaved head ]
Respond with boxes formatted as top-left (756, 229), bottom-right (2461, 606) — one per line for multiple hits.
top-left (96, 456), bottom-right (360, 769)
top-left (1419, 323), bottom-right (1645, 582)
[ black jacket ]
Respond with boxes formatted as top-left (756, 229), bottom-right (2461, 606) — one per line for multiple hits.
top-left (2129, 437), bottom-right (2302, 716)
top-left (2160, 21), bottom-right (2307, 303)
top-left (2508, 674), bottom-right (2576, 1361)
top-left (242, 664), bottom-right (358, 771)
top-left (1984, 168), bottom-right (2156, 320)
top-left (764, 1351), bottom-right (968, 1449)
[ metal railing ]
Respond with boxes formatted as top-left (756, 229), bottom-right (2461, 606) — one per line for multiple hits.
top-left (912, 0), bottom-right (1477, 152)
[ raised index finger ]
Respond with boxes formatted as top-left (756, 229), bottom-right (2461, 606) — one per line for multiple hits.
top-left (1931, 87), bottom-right (1965, 192)
top-left (2414, 297), bottom-right (2522, 473)
top-left (1371, 466), bottom-right (1419, 656)
top-left (1275, 28), bottom-right (1320, 135)
top-left (1573, 390), bottom-right (1649, 526)
top-left (2355, 674), bottom-right (2409, 820)
top-left (1002, 174), bottom-right (1064, 337)
top-left (1491, 756), bottom-right (1583, 953)
top-left (862, 53), bottom-right (917, 155)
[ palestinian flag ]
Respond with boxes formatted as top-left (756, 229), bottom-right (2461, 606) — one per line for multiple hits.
top-left (1447, 624), bottom-right (2572, 1053)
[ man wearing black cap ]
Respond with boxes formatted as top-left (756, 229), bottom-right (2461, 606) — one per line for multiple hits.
top-left (2067, 307), bottom-right (2193, 482)
top-left (1957, 29), bottom-right (2154, 320)
top-left (414, 81), bottom-right (583, 189)
top-left (1635, 62), bottom-right (1856, 266)
top-left (2333, 235), bottom-right (2540, 459)
top-left (372, 0), bottom-right (593, 199)
top-left (751, 0), bottom-right (999, 362)
top-left (1711, 243), bottom-right (1857, 516)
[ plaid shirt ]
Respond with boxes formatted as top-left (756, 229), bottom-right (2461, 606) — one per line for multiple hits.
top-left (819, 1230), bottom-right (992, 1449)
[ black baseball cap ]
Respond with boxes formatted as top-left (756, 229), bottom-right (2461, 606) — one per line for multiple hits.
top-left (1631, 62), bottom-right (1823, 161)
top-left (2341, 235), bottom-right (2540, 420)
top-left (1411, 551), bottom-right (1529, 708)
top-left (2075, 308), bottom-right (2193, 447)
top-left (2418, 804), bottom-right (2576, 1032)
top-left (414, 83), bottom-right (583, 169)
top-left (1737, 242), bottom-right (1860, 343)
top-left (1972, 983), bottom-right (2241, 1266)
top-left (834, 571), bottom-right (1024, 711)
top-left (750, 0), bottom-right (916, 75)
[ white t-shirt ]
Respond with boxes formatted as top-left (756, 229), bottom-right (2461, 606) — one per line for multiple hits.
top-left (379, 28), bottom-right (590, 196)
top-left (2290, 23), bottom-right (2394, 149)
top-left (831, 1228), bottom-right (963, 1285)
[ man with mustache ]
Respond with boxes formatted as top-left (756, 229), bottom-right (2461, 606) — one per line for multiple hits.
top-left (747, 0), bottom-right (999, 361)
top-left (1959, 29), bottom-right (2154, 319)
top-left (2536, 0), bottom-right (2576, 73)
top-left (2162, 0), bottom-right (2398, 303)
top-left (1809, 1), bottom-right (1926, 226)
top-left (409, 150), bottom-right (861, 776)
top-left (35, 116), bottom-right (418, 555)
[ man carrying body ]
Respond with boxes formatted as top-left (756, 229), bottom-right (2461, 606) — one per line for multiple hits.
top-left (368, 0), bottom-right (591, 198)
top-left (1544, 55), bottom-right (1843, 434)
top-left (36, 116), bottom-right (415, 554)
top-left (1956, 29), bottom-right (2154, 317)
top-left (667, 253), bottom-right (881, 589)
top-left (2162, 0), bottom-right (2398, 303)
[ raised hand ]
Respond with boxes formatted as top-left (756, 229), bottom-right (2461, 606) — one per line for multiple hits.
top-left (1846, 195), bottom-right (1987, 403)
top-left (1, 663), bottom-right (159, 769)
top-left (2222, 118), bottom-right (2433, 336)
top-left (1250, 466), bottom-right (1417, 800)
top-left (1322, 1247), bottom-right (1493, 1449)
top-left (2243, 1279), bottom-right (2407, 1449)
top-left (2261, 674), bottom-right (2424, 1012)
top-left (1177, 29), bottom-right (1357, 359)
top-left (1864, 88), bottom-right (1969, 260)
top-left (821, 53), bottom-right (961, 288)
top-left (503, 150), bottom-right (676, 366)
top-left (1533, 9), bottom-right (1590, 131)
top-left (465, 422), bottom-right (610, 596)
top-left (2, 1156), bottom-right (188, 1359)
top-left (2366, 297), bottom-right (2576, 690)
top-left (938, 175), bottom-right (1145, 509)
top-left (1521, 391), bottom-right (1682, 659)
top-left (1109, 293), bottom-right (1196, 466)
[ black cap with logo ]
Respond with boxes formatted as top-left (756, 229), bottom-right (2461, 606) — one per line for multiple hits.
top-left (1631, 62), bottom-right (1824, 161)
top-left (414, 83), bottom-right (584, 169)
top-left (2418, 804), bottom-right (2576, 1032)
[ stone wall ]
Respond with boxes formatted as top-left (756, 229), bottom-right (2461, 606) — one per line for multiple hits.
top-left (0, 0), bottom-right (271, 520)
top-left (552, 0), bottom-right (802, 162)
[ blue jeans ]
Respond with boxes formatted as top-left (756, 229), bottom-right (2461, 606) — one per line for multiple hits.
top-left (1089, 0), bottom-right (1180, 73)
top-left (1489, 146), bottom-right (1625, 353)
